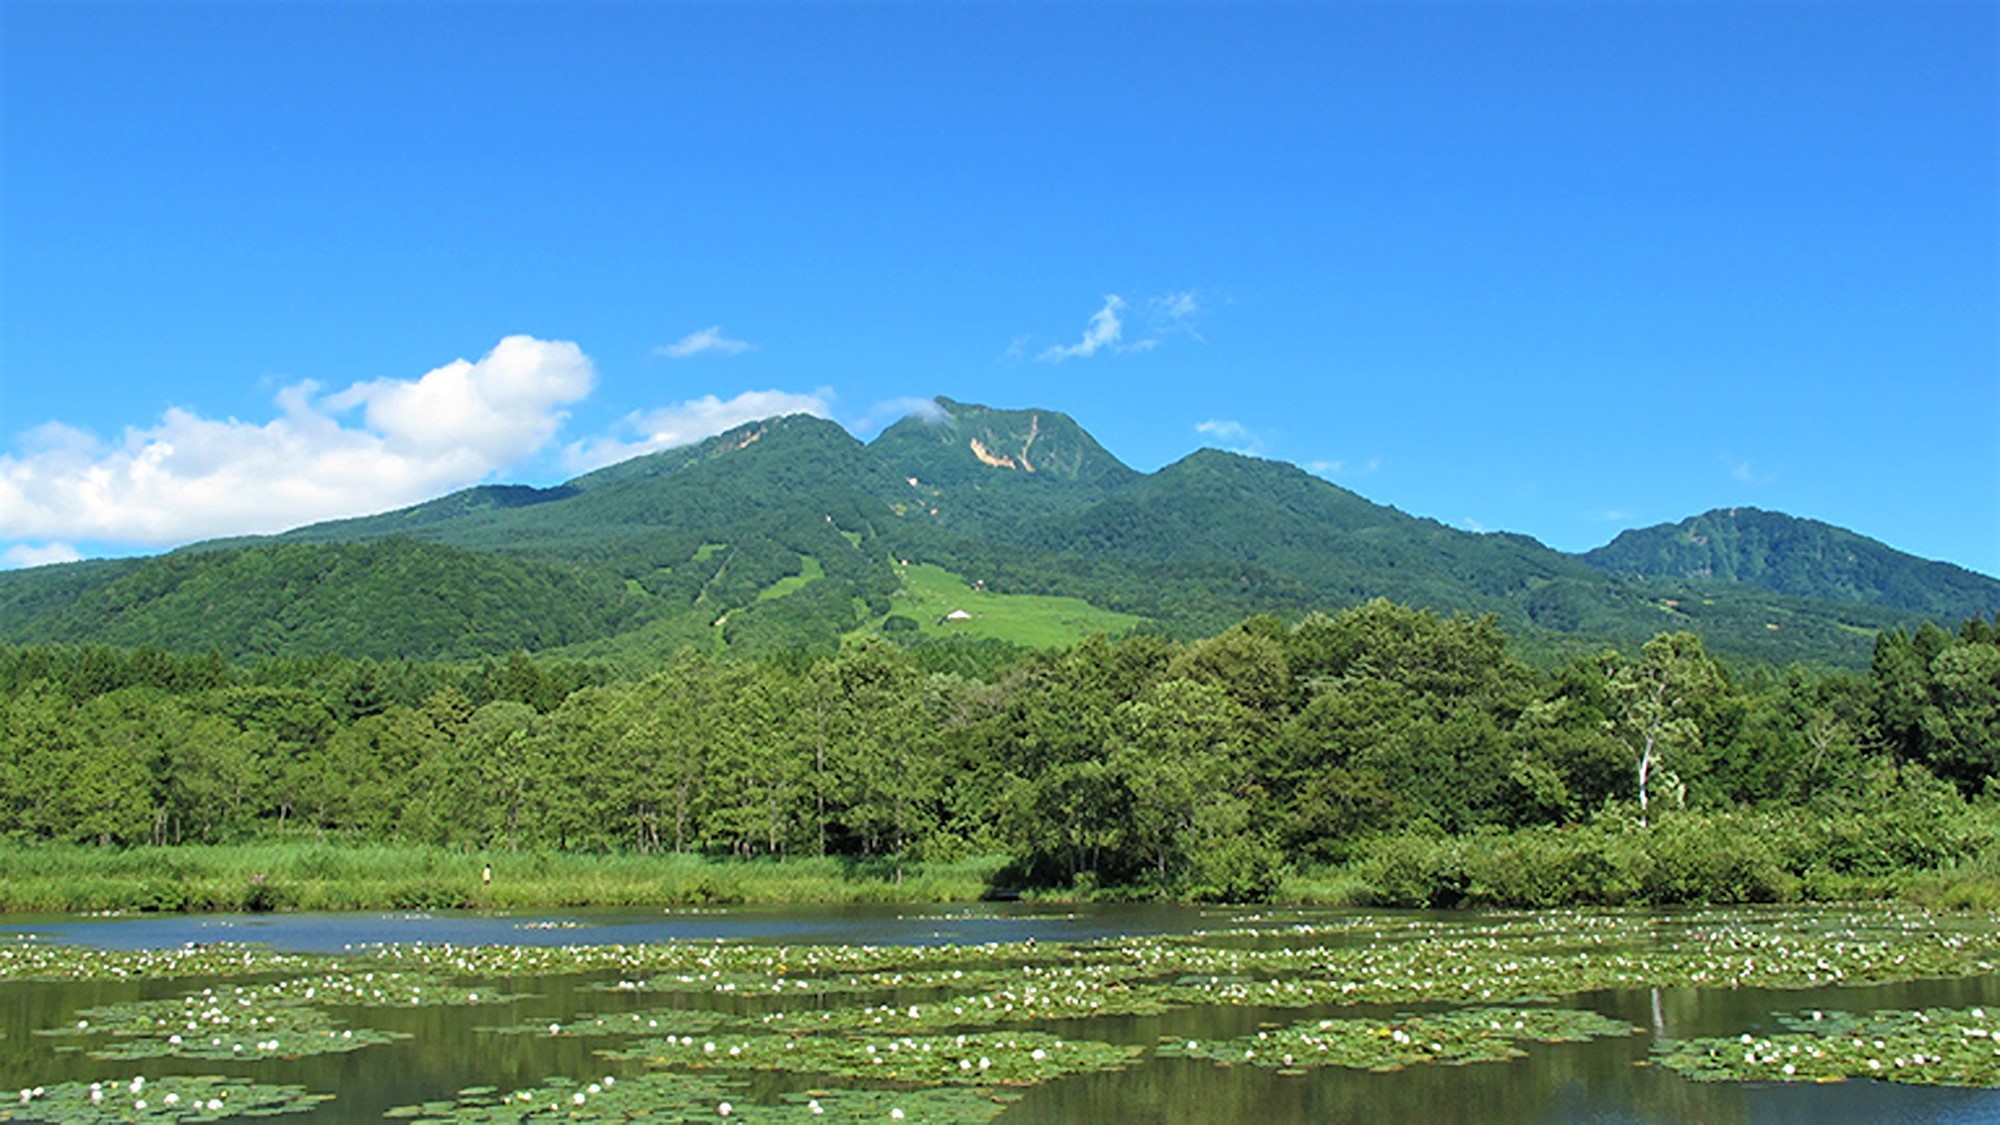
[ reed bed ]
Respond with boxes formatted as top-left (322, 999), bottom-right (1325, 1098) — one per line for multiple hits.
top-left (0, 844), bottom-right (1009, 914)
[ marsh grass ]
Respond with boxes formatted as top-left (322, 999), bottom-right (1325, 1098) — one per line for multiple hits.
top-left (0, 845), bottom-right (1009, 914)
top-left (4, 806), bottom-right (1997, 915)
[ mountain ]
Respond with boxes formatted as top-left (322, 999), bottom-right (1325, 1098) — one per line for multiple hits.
top-left (228, 413), bottom-right (905, 559)
top-left (0, 398), bottom-right (1983, 668)
top-left (868, 398), bottom-right (1138, 534)
top-left (0, 538), bottom-right (643, 662)
top-left (1583, 508), bottom-right (2000, 623)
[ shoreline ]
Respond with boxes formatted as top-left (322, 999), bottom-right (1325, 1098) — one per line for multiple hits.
top-left (1, 840), bottom-right (1995, 916)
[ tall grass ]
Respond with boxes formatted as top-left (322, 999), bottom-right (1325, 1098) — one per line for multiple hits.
top-left (1289, 803), bottom-right (2000, 911)
top-left (0, 844), bottom-right (1010, 914)
top-left (5, 808), bottom-right (1994, 916)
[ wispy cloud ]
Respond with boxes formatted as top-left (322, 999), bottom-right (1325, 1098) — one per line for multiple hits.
top-left (1146, 291), bottom-right (1205, 341)
top-left (1194, 418), bottom-right (1264, 456)
top-left (1038, 296), bottom-right (1130, 363)
top-left (564, 388), bottom-right (833, 471)
top-left (1032, 291), bottom-right (1205, 363)
top-left (655, 326), bottom-right (755, 360)
top-left (850, 396), bottom-right (949, 435)
top-left (0, 335), bottom-right (594, 549)
top-left (1723, 455), bottom-right (1776, 486)
top-left (1463, 517), bottom-right (1490, 533)
top-left (1307, 457), bottom-right (1380, 477)
top-left (1, 542), bottom-right (82, 569)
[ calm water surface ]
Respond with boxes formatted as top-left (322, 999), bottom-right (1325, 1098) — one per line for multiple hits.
top-left (2, 905), bottom-right (1997, 1123)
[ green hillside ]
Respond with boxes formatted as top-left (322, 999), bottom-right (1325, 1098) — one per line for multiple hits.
top-left (878, 562), bottom-right (1146, 648)
top-left (1584, 508), bottom-right (2000, 621)
top-left (0, 539), bottom-right (645, 661)
top-left (0, 398), bottom-right (1983, 669)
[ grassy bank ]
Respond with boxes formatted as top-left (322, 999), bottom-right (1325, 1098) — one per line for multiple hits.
top-left (1274, 804), bottom-right (2000, 911)
top-left (7, 800), bottom-right (1999, 916)
top-left (0, 844), bottom-right (1011, 914)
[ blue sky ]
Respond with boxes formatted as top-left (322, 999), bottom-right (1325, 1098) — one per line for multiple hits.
top-left (3, 1), bottom-right (1994, 577)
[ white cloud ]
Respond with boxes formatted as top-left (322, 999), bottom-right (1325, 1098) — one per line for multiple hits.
top-left (851, 396), bottom-right (949, 435)
top-left (1, 542), bottom-right (83, 569)
top-left (321, 335), bottom-right (592, 462)
top-left (1032, 291), bottom-right (1205, 363)
top-left (0, 335), bottom-right (594, 548)
top-left (1463, 517), bottom-right (1490, 533)
top-left (655, 326), bottom-right (755, 359)
top-left (564, 388), bottom-right (833, 471)
top-left (1308, 457), bottom-right (1379, 477)
top-left (1038, 296), bottom-right (1129, 363)
top-left (1195, 418), bottom-right (1264, 456)
top-left (1156, 291), bottom-right (1199, 321)
top-left (1147, 291), bottom-right (1204, 340)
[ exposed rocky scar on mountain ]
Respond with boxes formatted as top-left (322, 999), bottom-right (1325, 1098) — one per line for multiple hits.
top-left (965, 412), bottom-right (1044, 472)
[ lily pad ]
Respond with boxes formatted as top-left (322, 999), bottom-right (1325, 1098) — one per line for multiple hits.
top-left (1656, 1005), bottom-right (2000, 1087)
top-left (0, 1075), bottom-right (332, 1121)
top-left (43, 994), bottom-right (404, 1061)
top-left (1157, 1007), bottom-right (1641, 1073)
top-left (381, 1073), bottom-right (1020, 1123)
top-left (607, 1030), bottom-right (1143, 1086)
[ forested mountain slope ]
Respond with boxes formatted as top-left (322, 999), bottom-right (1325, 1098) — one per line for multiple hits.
top-left (0, 399), bottom-right (1981, 668)
top-left (1584, 508), bottom-right (2000, 622)
top-left (0, 539), bottom-right (643, 661)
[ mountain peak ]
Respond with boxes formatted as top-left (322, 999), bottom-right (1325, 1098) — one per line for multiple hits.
top-left (1583, 507), bottom-right (2000, 621)
top-left (870, 397), bottom-right (1134, 488)
top-left (567, 412), bottom-right (853, 490)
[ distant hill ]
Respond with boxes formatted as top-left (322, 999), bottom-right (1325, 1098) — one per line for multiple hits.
top-left (1583, 508), bottom-right (2000, 623)
top-left (0, 538), bottom-right (643, 662)
top-left (0, 398), bottom-right (1982, 668)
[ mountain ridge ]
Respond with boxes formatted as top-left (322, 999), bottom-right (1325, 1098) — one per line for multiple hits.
top-left (1, 396), bottom-right (1990, 667)
top-left (1582, 507), bottom-right (2000, 623)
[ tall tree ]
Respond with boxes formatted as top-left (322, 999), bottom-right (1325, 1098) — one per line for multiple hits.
top-left (1604, 632), bottom-right (1724, 826)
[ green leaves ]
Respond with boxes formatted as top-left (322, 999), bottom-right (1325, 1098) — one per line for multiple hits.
top-left (604, 1030), bottom-right (1142, 1087)
top-left (0, 1076), bottom-right (332, 1122)
top-left (1157, 1007), bottom-right (1639, 1073)
top-left (1657, 1006), bottom-right (2000, 1087)
top-left (384, 1074), bottom-right (1022, 1124)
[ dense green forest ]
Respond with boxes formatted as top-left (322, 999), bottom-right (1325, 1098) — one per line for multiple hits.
top-left (4, 604), bottom-right (1996, 907)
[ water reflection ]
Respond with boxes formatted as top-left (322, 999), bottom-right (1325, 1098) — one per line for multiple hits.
top-left (1, 906), bottom-right (1997, 1123)
top-left (0, 902), bottom-right (1232, 953)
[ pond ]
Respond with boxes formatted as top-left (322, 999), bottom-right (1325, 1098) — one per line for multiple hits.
top-left (2, 904), bottom-right (1999, 1122)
